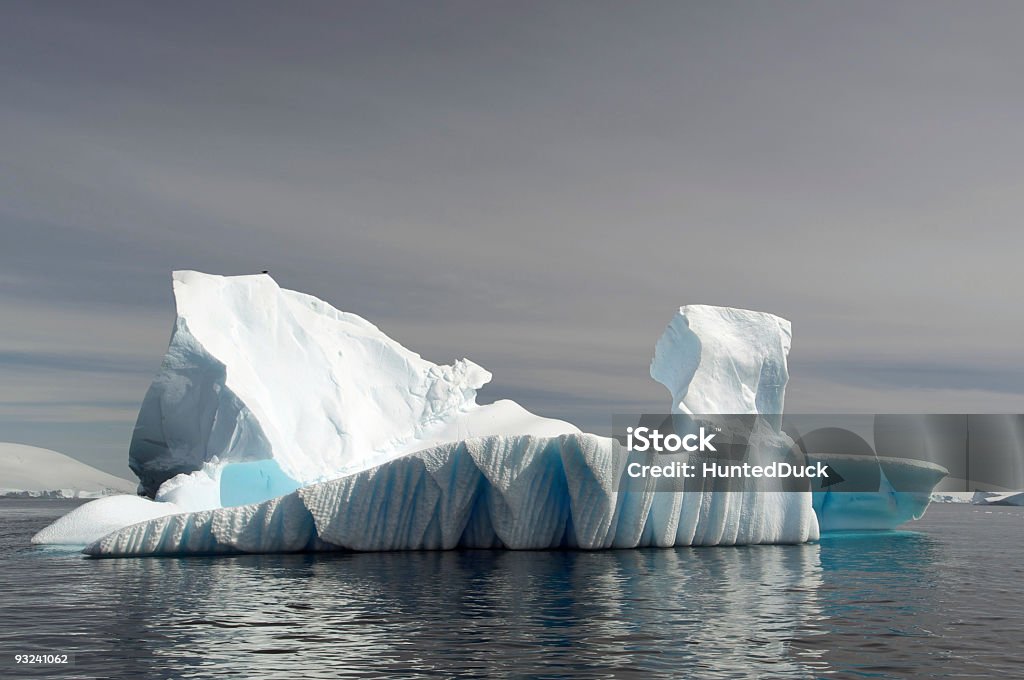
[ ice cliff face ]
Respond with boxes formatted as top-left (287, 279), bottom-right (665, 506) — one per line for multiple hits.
top-left (130, 271), bottom-right (575, 504)
top-left (87, 434), bottom-right (817, 557)
top-left (651, 305), bottom-right (791, 422)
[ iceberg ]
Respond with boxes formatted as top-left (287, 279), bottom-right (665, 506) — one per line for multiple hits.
top-left (972, 490), bottom-right (1024, 506)
top-left (33, 272), bottom-right (942, 556)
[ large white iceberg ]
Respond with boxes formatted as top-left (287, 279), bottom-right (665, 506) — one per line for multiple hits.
top-left (32, 271), bottom-right (940, 556)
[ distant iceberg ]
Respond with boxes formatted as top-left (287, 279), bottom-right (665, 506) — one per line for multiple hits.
top-left (0, 443), bottom-right (135, 500)
top-left (32, 271), bottom-right (943, 556)
top-left (970, 490), bottom-right (1024, 506)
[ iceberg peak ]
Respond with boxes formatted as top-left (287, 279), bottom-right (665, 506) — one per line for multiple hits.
top-left (651, 305), bottom-right (792, 423)
top-left (130, 271), bottom-right (569, 506)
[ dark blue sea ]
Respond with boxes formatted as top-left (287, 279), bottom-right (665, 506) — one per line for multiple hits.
top-left (1, 500), bottom-right (1021, 678)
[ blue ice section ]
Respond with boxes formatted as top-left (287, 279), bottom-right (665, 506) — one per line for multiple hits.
top-left (806, 454), bottom-right (947, 531)
top-left (220, 459), bottom-right (301, 507)
top-left (812, 490), bottom-right (935, 532)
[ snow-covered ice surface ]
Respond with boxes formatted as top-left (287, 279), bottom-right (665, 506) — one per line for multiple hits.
top-left (651, 305), bottom-right (791, 422)
top-left (0, 443), bottom-right (135, 499)
top-left (128, 271), bottom-right (577, 508)
top-left (31, 495), bottom-right (182, 546)
top-left (33, 273), bottom-right (943, 555)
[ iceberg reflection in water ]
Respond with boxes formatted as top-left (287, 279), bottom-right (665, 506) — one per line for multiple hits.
top-left (88, 545), bottom-right (828, 678)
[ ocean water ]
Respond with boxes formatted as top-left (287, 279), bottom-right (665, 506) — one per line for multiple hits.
top-left (1, 500), bottom-right (1021, 679)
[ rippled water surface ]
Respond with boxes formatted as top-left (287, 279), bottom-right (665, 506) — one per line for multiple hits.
top-left (2, 500), bottom-right (1022, 678)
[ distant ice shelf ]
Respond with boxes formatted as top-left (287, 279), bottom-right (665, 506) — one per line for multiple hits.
top-left (31, 271), bottom-right (947, 555)
top-left (0, 443), bottom-right (135, 500)
top-left (929, 490), bottom-right (1024, 506)
top-left (930, 492), bottom-right (976, 504)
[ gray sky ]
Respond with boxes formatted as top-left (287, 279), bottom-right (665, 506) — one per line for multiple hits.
top-left (3, 1), bottom-right (1024, 477)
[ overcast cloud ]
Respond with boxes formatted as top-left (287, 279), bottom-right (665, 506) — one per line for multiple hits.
top-left (2, 1), bottom-right (1023, 476)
